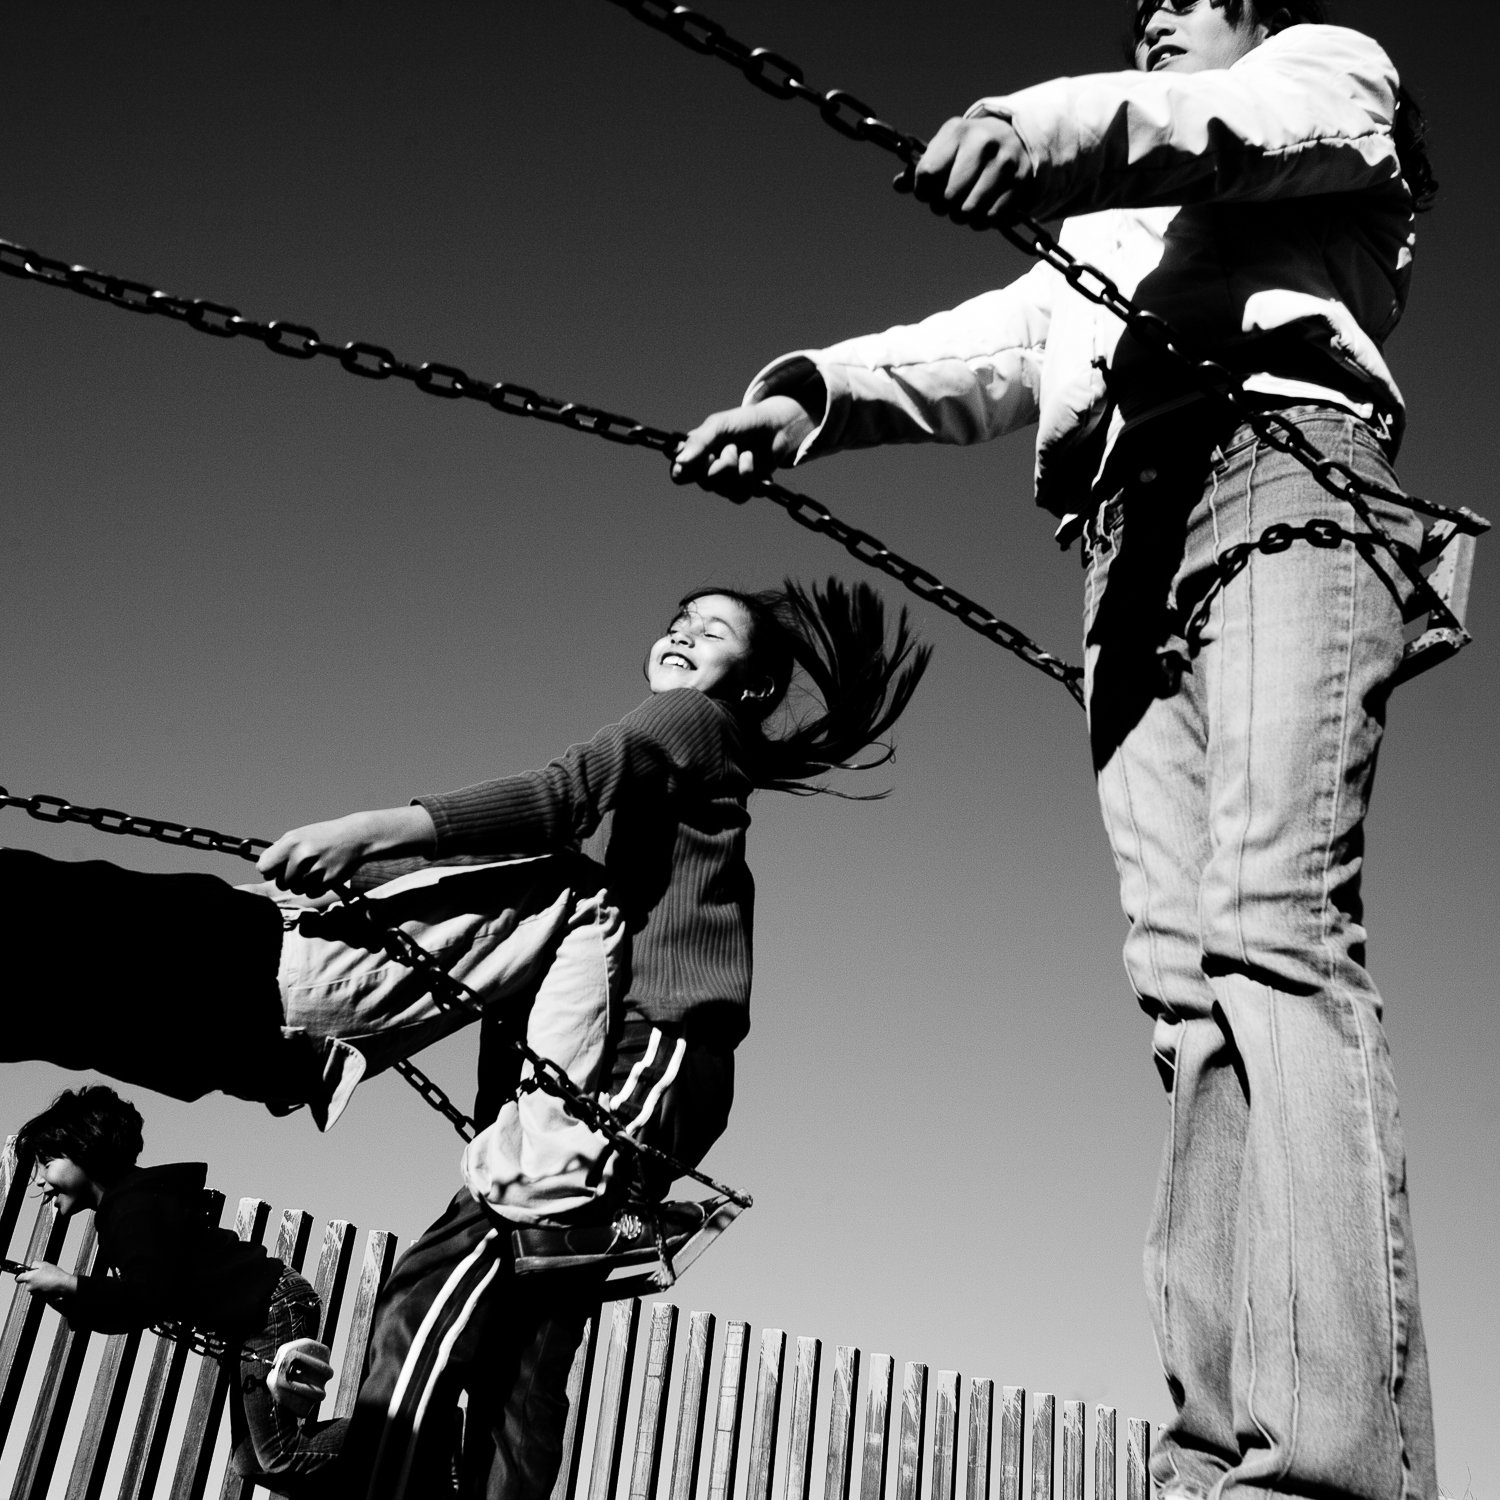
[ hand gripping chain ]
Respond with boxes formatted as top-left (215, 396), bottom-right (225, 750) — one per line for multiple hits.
top-left (0, 787), bottom-right (751, 1212)
top-left (0, 237), bottom-right (1083, 706)
top-left (597, 0), bottom-right (1490, 678)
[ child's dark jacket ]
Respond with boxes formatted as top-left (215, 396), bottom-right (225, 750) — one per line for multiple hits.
top-left (70, 1162), bottom-right (282, 1336)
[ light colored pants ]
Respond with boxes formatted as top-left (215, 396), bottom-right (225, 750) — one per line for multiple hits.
top-left (257, 860), bottom-right (628, 1208)
top-left (1084, 408), bottom-right (1435, 1500)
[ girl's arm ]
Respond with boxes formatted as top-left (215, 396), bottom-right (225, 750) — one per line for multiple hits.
top-left (257, 804), bottom-right (438, 896)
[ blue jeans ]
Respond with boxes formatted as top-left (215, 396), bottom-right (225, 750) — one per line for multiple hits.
top-left (1083, 407), bottom-right (1435, 1500)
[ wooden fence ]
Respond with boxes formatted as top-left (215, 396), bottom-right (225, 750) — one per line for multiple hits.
top-left (0, 1140), bottom-right (1154, 1500)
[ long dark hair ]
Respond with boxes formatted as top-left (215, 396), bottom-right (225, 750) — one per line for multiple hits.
top-left (15, 1085), bottom-right (144, 1185)
top-left (1123, 0), bottom-right (1437, 209)
top-left (678, 578), bottom-right (931, 797)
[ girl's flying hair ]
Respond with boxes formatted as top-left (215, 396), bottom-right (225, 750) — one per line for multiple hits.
top-left (15, 1085), bottom-right (144, 1186)
top-left (680, 578), bottom-right (931, 797)
top-left (1122, 0), bottom-right (1437, 210)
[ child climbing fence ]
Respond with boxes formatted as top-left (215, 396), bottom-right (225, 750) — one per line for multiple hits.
top-left (0, 1137), bottom-right (1155, 1500)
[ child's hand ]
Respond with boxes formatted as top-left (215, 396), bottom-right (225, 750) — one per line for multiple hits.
top-left (16, 1261), bottom-right (77, 1303)
top-left (257, 806), bottom-right (437, 895)
top-left (912, 115), bottom-right (1034, 223)
top-left (672, 395), bottom-right (816, 489)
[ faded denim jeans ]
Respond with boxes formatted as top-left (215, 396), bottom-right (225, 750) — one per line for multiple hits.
top-left (1083, 407), bottom-right (1435, 1500)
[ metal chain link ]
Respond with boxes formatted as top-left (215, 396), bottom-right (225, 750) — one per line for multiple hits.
top-left (0, 235), bottom-right (1081, 705)
top-left (0, 787), bottom-right (751, 1208)
top-left (598, 0), bottom-right (1490, 641)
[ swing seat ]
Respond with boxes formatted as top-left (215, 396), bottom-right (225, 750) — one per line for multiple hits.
top-left (511, 1194), bottom-right (745, 1297)
top-left (1396, 518), bottom-right (1484, 685)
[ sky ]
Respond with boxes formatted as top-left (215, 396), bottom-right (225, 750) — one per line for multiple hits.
top-left (0, 2), bottom-right (1495, 1495)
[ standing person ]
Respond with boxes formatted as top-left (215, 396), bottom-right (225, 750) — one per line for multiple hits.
top-left (674, 5), bottom-right (1439, 1498)
top-left (10, 1086), bottom-right (343, 1494)
top-left (288, 577), bottom-right (929, 1500)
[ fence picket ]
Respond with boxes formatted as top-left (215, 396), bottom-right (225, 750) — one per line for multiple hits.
top-left (965, 1379), bottom-right (994, 1500)
top-left (628, 1302), bottom-right (677, 1500)
top-left (895, 1363), bottom-right (927, 1500)
top-left (705, 1320), bottom-right (750, 1500)
top-left (745, 1328), bottom-right (785, 1500)
top-left (588, 1296), bottom-right (641, 1500)
top-left (1094, 1407), bottom-right (1116, 1500)
top-left (931, 1370), bottom-right (959, 1500)
top-left (333, 1229), bottom-right (399, 1420)
top-left (1030, 1393), bottom-right (1056, 1500)
top-left (782, 1337), bottom-right (820, 1500)
top-left (860, 1353), bottom-right (894, 1500)
top-left (1061, 1400), bottom-right (1084, 1500)
top-left (996, 1387), bottom-right (1024, 1500)
top-left (1126, 1418), bottom-right (1151, 1500)
top-left (823, 1345), bottom-right (860, 1500)
top-left (666, 1311), bottom-right (714, 1500)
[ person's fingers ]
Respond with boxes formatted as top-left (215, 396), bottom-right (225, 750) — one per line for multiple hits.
top-left (912, 118), bottom-right (964, 202)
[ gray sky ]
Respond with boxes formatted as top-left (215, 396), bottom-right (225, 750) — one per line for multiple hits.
top-left (2, 2), bottom-right (1495, 1493)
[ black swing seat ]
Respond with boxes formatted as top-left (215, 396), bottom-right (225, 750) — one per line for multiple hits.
top-left (511, 1194), bottom-right (745, 1297)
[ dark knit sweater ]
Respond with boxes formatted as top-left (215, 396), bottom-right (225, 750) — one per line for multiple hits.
top-left (70, 1163), bottom-right (283, 1337)
top-left (417, 689), bottom-right (756, 1044)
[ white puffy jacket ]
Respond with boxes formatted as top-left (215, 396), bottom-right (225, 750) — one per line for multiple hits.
top-left (748, 25), bottom-right (1415, 521)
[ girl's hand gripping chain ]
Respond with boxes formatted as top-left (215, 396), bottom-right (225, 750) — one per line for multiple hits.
top-left (12, 1261), bottom-right (78, 1304)
top-left (266, 1337), bottom-right (334, 1416)
top-left (257, 804), bottom-right (438, 896)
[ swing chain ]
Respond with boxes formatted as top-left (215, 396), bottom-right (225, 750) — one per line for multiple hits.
top-left (0, 786), bottom-right (753, 1209)
top-left (597, 0), bottom-right (1490, 638)
top-left (0, 235), bottom-right (1081, 703)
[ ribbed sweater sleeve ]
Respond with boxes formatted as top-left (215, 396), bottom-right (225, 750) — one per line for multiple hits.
top-left (417, 690), bottom-right (731, 857)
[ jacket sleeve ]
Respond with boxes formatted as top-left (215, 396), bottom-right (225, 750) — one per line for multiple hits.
top-left (70, 1199), bottom-right (195, 1333)
top-left (973, 25), bottom-right (1403, 221)
top-left (746, 259), bottom-right (1056, 465)
top-left (418, 691), bottom-right (728, 856)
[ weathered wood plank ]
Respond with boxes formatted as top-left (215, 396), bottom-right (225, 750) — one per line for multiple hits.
top-left (860, 1352), bottom-right (895, 1500)
top-left (587, 1297), bottom-right (641, 1500)
top-left (8, 1218), bottom-right (101, 1500)
top-left (930, 1370), bottom-right (959, 1500)
top-left (965, 1379), bottom-right (994, 1500)
top-left (744, 1327), bottom-right (786, 1500)
top-left (310, 1220), bottom-right (357, 1357)
top-left (894, 1362), bottom-right (927, 1500)
top-left (627, 1302), bottom-right (677, 1500)
top-left (782, 1336), bottom-right (821, 1500)
top-left (1030, 1392), bottom-right (1056, 1500)
top-left (824, 1344), bottom-right (860, 1500)
top-left (665, 1311), bottom-right (715, 1500)
top-left (0, 1139), bottom-right (29, 1272)
top-left (1060, 1400), bottom-right (1084, 1500)
top-left (1126, 1418), bottom-right (1151, 1500)
top-left (704, 1319), bottom-right (750, 1500)
top-left (0, 1199), bottom-right (67, 1443)
top-left (117, 1327), bottom-right (192, 1500)
top-left (334, 1228), bottom-right (399, 1420)
top-left (62, 1326), bottom-right (143, 1500)
top-left (1094, 1406), bottom-right (1117, 1500)
top-left (996, 1386), bottom-right (1024, 1500)
top-left (216, 1206), bottom-right (314, 1500)
top-left (549, 1313), bottom-right (600, 1500)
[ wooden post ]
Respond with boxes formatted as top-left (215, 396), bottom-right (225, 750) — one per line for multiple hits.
top-left (0, 1199), bottom-right (67, 1443)
top-left (1030, 1393), bottom-right (1056, 1500)
top-left (744, 1327), bottom-right (786, 1500)
top-left (627, 1302), bottom-right (678, 1500)
top-left (895, 1363), bottom-right (928, 1500)
top-left (1060, 1400), bottom-right (1084, 1500)
top-left (704, 1319), bottom-right (750, 1500)
top-left (930, 1371), bottom-right (960, 1500)
top-left (587, 1297), bottom-right (641, 1500)
top-left (0, 1140), bottom-right (30, 1279)
top-left (7, 1219), bottom-right (101, 1499)
top-left (823, 1345), bottom-right (860, 1500)
top-left (860, 1353), bottom-right (895, 1500)
top-left (996, 1387), bottom-right (1024, 1500)
top-left (550, 1313), bottom-right (600, 1500)
top-left (334, 1228), bottom-right (399, 1420)
top-left (1125, 1418), bottom-right (1151, 1500)
top-left (665, 1310), bottom-right (715, 1500)
top-left (1094, 1407), bottom-right (1117, 1500)
top-left (782, 1336), bottom-right (821, 1500)
top-left (965, 1379), bottom-right (994, 1500)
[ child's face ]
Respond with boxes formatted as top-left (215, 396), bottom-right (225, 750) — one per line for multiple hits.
top-left (1134, 0), bottom-right (1270, 74)
top-left (646, 594), bottom-right (760, 702)
top-left (34, 1157), bottom-right (97, 1218)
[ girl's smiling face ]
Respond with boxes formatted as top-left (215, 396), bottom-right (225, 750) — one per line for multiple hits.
top-left (35, 1156), bottom-right (100, 1218)
top-left (1135, 0), bottom-right (1271, 74)
top-left (646, 593), bottom-right (760, 701)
